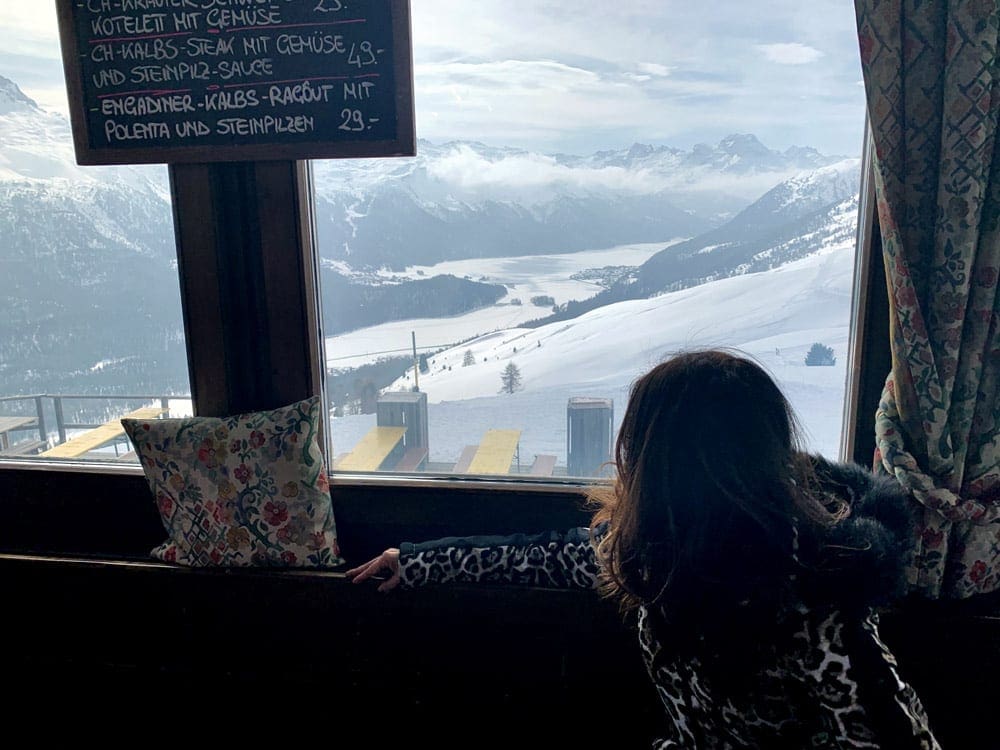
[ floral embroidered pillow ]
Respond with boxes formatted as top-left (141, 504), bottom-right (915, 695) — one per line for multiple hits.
top-left (122, 396), bottom-right (343, 568)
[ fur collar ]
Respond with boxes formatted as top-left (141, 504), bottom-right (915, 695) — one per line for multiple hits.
top-left (801, 455), bottom-right (918, 608)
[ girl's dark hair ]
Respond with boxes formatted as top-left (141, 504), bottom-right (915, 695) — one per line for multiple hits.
top-left (589, 349), bottom-right (846, 634)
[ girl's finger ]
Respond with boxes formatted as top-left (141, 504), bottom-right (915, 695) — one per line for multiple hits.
top-left (348, 557), bottom-right (382, 582)
top-left (377, 573), bottom-right (401, 593)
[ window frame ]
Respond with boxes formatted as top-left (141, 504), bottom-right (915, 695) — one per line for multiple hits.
top-left (840, 122), bottom-right (892, 467)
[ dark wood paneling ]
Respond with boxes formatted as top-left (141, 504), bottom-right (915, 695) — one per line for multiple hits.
top-left (0, 553), bottom-right (658, 745)
top-left (0, 467), bottom-right (593, 562)
top-left (0, 468), bottom-right (161, 558)
top-left (0, 467), bottom-right (997, 746)
top-left (882, 598), bottom-right (1000, 750)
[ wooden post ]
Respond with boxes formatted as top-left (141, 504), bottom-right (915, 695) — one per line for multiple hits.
top-left (412, 331), bottom-right (419, 391)
top-left (33, 396), bottom-right (46, 444)
top-left (53, 397), bottom-right (66, 445)
top-left (170, 161), bottom-right (324, 420)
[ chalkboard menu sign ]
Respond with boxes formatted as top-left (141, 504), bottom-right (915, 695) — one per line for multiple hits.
top-left (56, 0), bottom-right (414, 165)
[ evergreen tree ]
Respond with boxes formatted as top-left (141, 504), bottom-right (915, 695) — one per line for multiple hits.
top-left (500, 362), bottom-right (522, 394)
top-left (463, 349), bottom-right (475, 367)
top-left (804, 343), bottom-right (836, 366)
top-left (355, 378), bottom-right (378, 414)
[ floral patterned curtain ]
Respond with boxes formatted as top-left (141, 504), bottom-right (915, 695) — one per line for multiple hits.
top-left (855, 0), bottom-right (1000, 598)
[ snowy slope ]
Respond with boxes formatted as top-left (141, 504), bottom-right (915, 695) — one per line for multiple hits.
top-left (330, 229), bottom-right (856, 464)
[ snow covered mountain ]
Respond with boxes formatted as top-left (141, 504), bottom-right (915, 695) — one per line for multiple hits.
top-left (311, 135), bottom-right (850, 269)
top-left (0, 75), bottom-right (168, 195)
top-left (0, 76), bottom-right (184, 397)
top-left (514, 158), bottom-right (862, 326)
top-left (634, 158), bottom-right (861, 295)
top-left (557, 134), bottom-right (838, 220)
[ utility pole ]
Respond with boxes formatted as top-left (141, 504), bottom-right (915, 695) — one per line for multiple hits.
top-left (412, 331), bottom-right (419, 391)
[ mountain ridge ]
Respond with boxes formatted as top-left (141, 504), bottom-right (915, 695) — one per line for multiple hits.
top-left (0, 70), bottom-right (861, 402)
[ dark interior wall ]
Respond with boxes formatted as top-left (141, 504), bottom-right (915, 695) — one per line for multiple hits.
top-left (880, 599), bottom-right (1000, 750)
top-left (1, 557), bottom-right (658, 743)
top-left (0, 467), bottom-right (661, 744)
top-left (1, 467), bottom-right (998, 747)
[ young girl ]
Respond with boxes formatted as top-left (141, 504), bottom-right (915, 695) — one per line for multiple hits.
top-left (347, 349), bottom-right (940, 749)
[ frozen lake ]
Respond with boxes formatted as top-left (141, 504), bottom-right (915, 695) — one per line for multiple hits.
top-left (324, 240), bottom-right (678, 370)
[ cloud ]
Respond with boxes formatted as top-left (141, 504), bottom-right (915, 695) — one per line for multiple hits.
top-left (1, 3), bottom-right (60, 56)
top-left (636, 62), bottom-right (672, 77)
top-left (426, 144), bottom-right (671, 195)
top-left (418, 59), bottom-right (604, 95)
top-left (412, 56), bottom-right (770, 156)
top-left (405, 2), bottom-right (863, 154)
top-left (756, 43), bottom-right (825, 65)
top-left (418, 142), bottom-right (829, 206)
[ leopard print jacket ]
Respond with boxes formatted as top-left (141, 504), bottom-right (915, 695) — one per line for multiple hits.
top-left (397, 459), bottom-right (941, 749)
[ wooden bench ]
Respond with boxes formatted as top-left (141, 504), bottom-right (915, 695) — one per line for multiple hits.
top-left (527, 454), bottom-right (557, 476)
top-left (465, 429), bottom-right (521, 475)
top-left (0, 416), bottom-right (37, 451)
top-left (335, 426), bottom-right (407, 471)
top-left (395, 445), bottom-right (428, 472)
top-left (452, 445), bottom-right (478, 473)
top-left (39, 406), bottom-right (169, 459)
top-left (0, 439), bottom-right (47, 457)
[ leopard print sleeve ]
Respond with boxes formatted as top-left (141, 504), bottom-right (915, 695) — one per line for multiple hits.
top-left (397, 527), bottom-right (601, 590)
top-left (794, 608), bottom-right (942, 749)
top-left (637, 604), bottom-right (942, 749)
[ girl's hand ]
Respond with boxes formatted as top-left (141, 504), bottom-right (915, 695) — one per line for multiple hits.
top-left (346, 548), bottom-right (401, 592)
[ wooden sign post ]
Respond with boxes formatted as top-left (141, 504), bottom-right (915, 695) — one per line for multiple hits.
top-left (56, 0), bottom-right (414, 165)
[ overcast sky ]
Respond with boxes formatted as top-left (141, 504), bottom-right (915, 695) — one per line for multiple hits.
top-left (0, 1), bottom-right (866, 156)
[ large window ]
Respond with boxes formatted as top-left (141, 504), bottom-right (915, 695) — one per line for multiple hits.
top-left (317, 1), bottom-right (867, 479)
top-left (0, 3), bottom-right (191, 464)
top-left (0, 2), bottom-right (869, 481)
